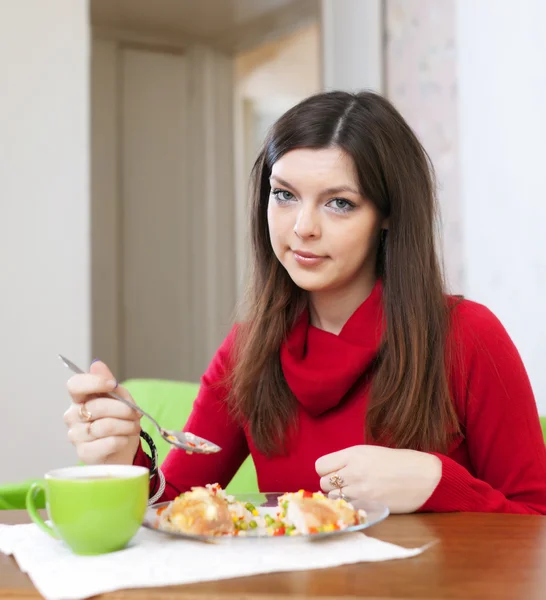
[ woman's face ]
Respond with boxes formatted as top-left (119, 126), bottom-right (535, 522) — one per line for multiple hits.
top-left (267, 147), bottom-right (386, 296)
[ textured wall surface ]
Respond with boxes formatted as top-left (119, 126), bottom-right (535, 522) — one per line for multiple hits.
top-left (385, 0), bottom-right (462, 292)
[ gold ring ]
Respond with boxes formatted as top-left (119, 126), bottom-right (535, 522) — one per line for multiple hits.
top-left (86, 421), bottom-right (94, 439)
top-left (329, 473), bottom-right (345, 489)
top-left (79, 403), bottom-right (92, 422)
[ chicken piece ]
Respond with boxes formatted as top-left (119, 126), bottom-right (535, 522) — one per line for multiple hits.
top-left (161, 487), bottom-right (235, 536)
top-left (279, 491), bottom-right (365, 534)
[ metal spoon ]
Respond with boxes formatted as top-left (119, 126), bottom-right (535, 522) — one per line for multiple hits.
top-left (58, 354), bottom-right (221, 455)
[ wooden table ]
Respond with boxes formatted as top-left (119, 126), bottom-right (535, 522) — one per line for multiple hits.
top-left (2, 510), bottom-right (546, 599)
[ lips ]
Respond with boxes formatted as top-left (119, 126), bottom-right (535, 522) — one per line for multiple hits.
top-left (292, 249), bottom-right (327, 266)
top-left (293, 250), bottom-right (322, 259)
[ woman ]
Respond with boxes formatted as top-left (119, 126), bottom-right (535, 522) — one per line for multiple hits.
top-left (63, 91), bottom-right (546, 514)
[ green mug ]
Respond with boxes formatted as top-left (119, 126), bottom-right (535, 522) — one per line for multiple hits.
top-left (26, 464), bottom-right (149, 555)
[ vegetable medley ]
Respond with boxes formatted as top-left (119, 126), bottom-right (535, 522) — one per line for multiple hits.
top-left (155, 484), bottom-right (367, 537)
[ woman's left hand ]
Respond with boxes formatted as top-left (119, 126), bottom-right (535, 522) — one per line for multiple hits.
top-left (315, 445), bottom-right (442, 514)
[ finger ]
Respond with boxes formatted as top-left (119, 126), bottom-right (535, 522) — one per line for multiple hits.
top-left (89, 361), bottom-right (136, 408)
top-left (64, 402), bottom-right (95, 427)
top-left (76, 436), bottom-right (132, 465)
top-left (315, 448), bottom-right (350, 477)
top-left (319, 468), bottom-right (352, 493)
top-left (89, 359), bottom-right (116, 381)
top-left (64, 403), bottom-right (79, 427)
top-left (327, 487), bottom-right (357, 503)
top-left (63, 391), bottom-right (139, 428)
top-left (84, 397), bottom-right (139, 421)
top-left (328, 487), bottom-right (368, 510)
top-left (90, 417), bottom-right (141, 439)
top-left (68, 419), bottom-right (140, 444)
top-left (67, 422), bottom-right (93, 444)
top-left (67, 374), bottom-right (118, 403)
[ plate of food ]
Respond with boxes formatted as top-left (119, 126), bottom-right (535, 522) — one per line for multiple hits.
top-left (142, 484), bottom-right (389, 543)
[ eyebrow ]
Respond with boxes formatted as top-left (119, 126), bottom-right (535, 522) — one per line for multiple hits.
top-left (269, 175), bottom-right (361, 196)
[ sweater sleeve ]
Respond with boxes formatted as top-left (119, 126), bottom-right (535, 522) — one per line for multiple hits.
top-left (420, 301), bottom-right (546, 514)
top-left (134, 325), bottom-right (250, 502)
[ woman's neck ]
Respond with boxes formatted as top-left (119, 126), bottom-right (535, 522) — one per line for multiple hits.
top-left (308, 276), bottom-right (377, 335)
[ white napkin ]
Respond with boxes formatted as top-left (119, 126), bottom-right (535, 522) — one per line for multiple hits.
top-left (0, 523), bottom-right (432, 600)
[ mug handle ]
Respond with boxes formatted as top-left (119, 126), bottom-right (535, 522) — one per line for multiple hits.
top-left (26, 482), bottom-right (57, 538)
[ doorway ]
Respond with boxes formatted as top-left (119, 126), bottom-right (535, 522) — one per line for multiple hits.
top-left (90, 0), bottom-right (321, 382)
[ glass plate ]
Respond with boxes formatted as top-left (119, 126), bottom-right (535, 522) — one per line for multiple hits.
top-left (142, 492), bottom-right (389, 544)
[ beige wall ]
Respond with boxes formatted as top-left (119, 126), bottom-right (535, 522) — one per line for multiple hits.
top-left (385, 0), bottom-right (462, 293)
top-left (321, 0), bottom-right (382, 92)
top-left (456, 0), bottom-right (546, 415)
top-left (92, 39), bottom-right (237, 384)
top-left (0, 0), bottom-right (90, 482)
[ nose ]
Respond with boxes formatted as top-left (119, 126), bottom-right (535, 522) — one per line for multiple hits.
top-left (294, 206), bottom-right (320, 239)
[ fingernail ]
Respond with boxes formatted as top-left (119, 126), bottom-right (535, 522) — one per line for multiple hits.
top-left (91, 358), bottom-right (101, 365)
top-left (107, 379), bottom-right (118, 389)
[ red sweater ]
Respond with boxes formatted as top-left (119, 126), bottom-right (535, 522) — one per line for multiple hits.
top-left (135, 282), bottom-right (546, 514)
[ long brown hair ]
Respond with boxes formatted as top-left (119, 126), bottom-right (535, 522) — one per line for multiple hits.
top-left (228, 91), bottom-right (460, 455)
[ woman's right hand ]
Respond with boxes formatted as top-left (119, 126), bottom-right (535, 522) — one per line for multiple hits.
top-left (63, 360), bottom-right (142, 465)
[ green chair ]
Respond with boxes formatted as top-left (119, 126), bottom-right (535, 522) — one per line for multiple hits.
top-left (0, 379), bottom-right (258, 510)
top-left (0, 479), bottom-right (45, 510)
top-left (122, 379), bottom-right (258, 494)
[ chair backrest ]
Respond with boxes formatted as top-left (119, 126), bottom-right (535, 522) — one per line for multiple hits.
top-left (0, 379), bottom-right (257, 510)
top-left (0, 479), bottom-right (45, 510)
top-left (123, 379), bottom-right (200, 466)
top-left (122, 379), bottom-right (258, 494)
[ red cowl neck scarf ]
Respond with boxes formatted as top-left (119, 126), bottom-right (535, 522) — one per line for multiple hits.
top-left (280, 279), bottom-right (384, 417)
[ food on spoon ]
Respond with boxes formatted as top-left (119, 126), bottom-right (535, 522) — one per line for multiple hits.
top-left (156, 485), bottom-right (367, 537)
top-left (165, 433), bottom-right (218, 455)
